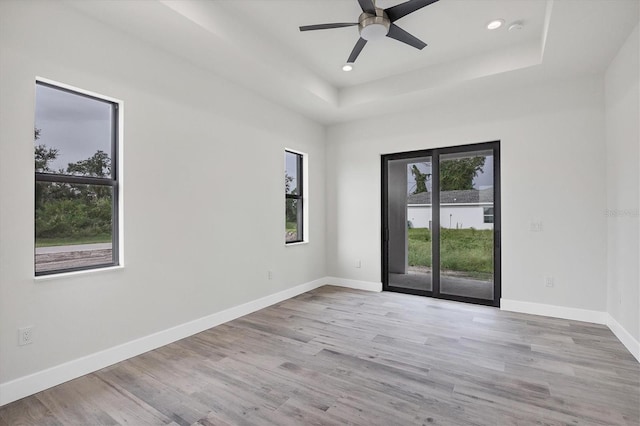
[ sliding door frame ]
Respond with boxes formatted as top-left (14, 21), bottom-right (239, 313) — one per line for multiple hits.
top-left (381, 141), bottom-right (501, 307)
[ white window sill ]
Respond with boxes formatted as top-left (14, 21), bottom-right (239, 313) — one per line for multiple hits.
top-left (34, 265), bottom-right (124, 282)
top-left (285, 241), bottom-right (309, 247)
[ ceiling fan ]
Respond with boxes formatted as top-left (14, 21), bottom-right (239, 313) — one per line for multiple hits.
top-left (299, 0), bottom-right (440, 64)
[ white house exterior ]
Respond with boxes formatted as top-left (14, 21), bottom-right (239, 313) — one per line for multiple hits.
top-left (407, 189), bottom-right (494, 230)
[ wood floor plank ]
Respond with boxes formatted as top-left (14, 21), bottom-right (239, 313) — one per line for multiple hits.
top-left (1, 286), bottom-right (638, 425)
top-left (62, 374), bottom-right (171, 425)
top-left (0, 395), bottom-right (61, 426)
top-left (97, 362), bottom-right (212, 426)
top-left (35, 377), bottom-right (120, 425)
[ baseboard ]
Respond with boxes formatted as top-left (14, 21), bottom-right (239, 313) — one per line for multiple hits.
top-left (606, 314), bottom-right (640, 362)
top-left (500, 299), bottom-right (608, 324)
top-left (0, 277), bottom-right (327, 407)
top-left (501, 299), bottom-right (639, 363)
top-left (5, 284), bottom-right (633, 407)
top-left (325, 276), bottom-right (382, 292)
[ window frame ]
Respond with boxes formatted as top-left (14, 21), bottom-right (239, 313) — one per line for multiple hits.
top-left (483, 206), bottom-right (494, 224)
top-left (34, 80), bottom-right (120, 276)
top-left (285, 150), bottom-right (304, 244)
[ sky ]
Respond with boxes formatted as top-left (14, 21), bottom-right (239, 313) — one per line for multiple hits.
top-left (35, 84), bottom-right (113, 173)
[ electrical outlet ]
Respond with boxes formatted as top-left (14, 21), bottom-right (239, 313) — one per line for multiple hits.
top-left (267, 270), bottom-right (273, 280)
top-left (18, 326), bottom-right (34, 346)
top-left (545, 276), bottom-right (554, 288)
top-left (355, 259), bottom-right (361, 268)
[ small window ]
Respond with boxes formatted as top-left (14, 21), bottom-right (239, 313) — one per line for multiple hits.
top-left (285, 150), bottom-right (303, 243)
top-left (35, 81), bottom-right (119, 275)
top-left (483, 207), bottom-right (494, 224)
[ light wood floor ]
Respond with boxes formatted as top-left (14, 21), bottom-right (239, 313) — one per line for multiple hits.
top-left (1, 286), bottom-right (638, 425)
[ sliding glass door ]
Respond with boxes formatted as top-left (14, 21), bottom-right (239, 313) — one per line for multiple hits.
top-left (439, 149), bottom-right (497, 301)
top-left (386, 156), bottom-right (433, 292)
top-left (382, 142), bottom-right (501, 306)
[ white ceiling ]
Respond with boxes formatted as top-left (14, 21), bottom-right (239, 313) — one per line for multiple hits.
top-left (67, 0), bottom-right (639, 124)
top-left (215, 0), bottom-right (547, 87)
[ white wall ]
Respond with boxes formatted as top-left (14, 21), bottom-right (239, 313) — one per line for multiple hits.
top-left (408, 205), bottom-right (493, 230)
top-left (327, 75), bottom-right (608, 312)
top-left (0, 0), bottom-right (325, 389)
top-left (605, 23), bottom-right (639, 343)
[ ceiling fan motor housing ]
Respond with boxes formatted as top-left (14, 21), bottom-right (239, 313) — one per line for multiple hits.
top-left (299, 0), bottom-right (437, 64)
top-left (358, 9), bottom-right (390, 41)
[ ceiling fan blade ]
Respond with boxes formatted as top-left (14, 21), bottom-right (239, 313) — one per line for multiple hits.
top-left (386, 24), bottom-right (427, 49)
top-left (358, 0), bottom-right (376, 14)
top-left (347, 37), bottom-right (368, 63)
top-left (384, 0), bottom-right (439, 22)
top-left (300, 23), bottom-right (358, 31)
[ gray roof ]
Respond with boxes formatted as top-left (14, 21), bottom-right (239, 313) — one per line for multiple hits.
top-left (407, 188), bottom-right (493, 205)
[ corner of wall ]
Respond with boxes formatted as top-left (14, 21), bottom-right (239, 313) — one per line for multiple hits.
top-left (603, 20), bottom-right (640, 352)
top-left (607, 313), bottom-right (640, 362)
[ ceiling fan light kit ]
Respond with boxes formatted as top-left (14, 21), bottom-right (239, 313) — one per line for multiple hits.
top-left (299, 0), bottom-right (440, 64)
top-left (359, 11), bottom-right (391, 41)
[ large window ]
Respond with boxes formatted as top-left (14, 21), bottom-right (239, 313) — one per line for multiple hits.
top-left (34, 81), bottom-right (119, 275)
top-left (285, 150), bottom-right (303, 243)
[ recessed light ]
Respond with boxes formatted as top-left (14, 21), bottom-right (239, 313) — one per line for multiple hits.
top-left (342, 64), bottom-right (353, 72)
top-left (487, 19), bottom-right (504, 30)
top-left (509, 21), bottom-right (524, 31)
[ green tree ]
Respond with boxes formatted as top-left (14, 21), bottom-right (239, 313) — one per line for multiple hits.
top-left (440, 157), bottom-right (485, 191)
top-left (35, 127), bottom-right (59, 173)
top-left (285, 172), bottom-right (294, 194)
top-left (285, 173), bottom-right (298, 226)
top-left (35, 129), bottom-right (62, 209)
top-left (410, 164), bottom-right (430, 194)
top-left (34, 129), bottom-right (113, 241)
top-left (34, 145), bottom-right (60, 172)
top-left (67, 150), bottom-right (111, 177)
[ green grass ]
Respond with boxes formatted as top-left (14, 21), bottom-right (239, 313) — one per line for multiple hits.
top-left (408, 228), bottom-right (493, 278)
top-left (286, 222), bottom-right (297, 232)
top-left (408, 228), bottom-right (432, 267)
top-left (35, 234), bottom-right (111, 248)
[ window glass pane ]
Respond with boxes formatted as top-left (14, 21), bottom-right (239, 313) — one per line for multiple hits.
top-left (483, 207), bottom-right (494, 223)
top-left (35, 182), bottom-right (113, 273)
top-left (35, 84), bottom-right (113, 177)
top-left (388, 157), bottom-right (434, 292)
top-left (285, 151), bottom-right (299, 195)
top-left (285, 198), bottom-right (301, 242)
top-left (439, 151), bottom-right (494, 300)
